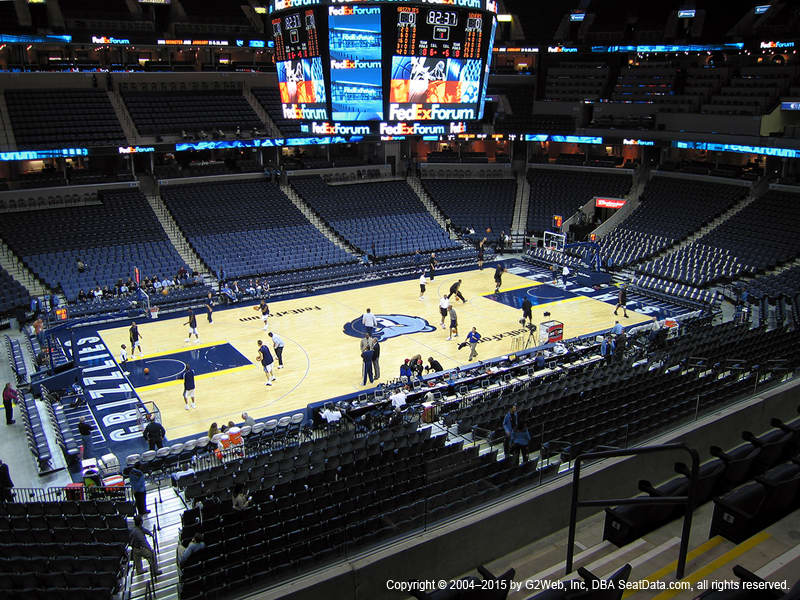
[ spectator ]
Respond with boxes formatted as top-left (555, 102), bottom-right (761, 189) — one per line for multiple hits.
top-left (78, 416), bottom-right (92, 459)
top-left (400, 359), bottom-right (414, 380)
top-left (129, 515), bottom-right (161, 577)
top-left (232, 484), bottom-right (251, 511)
top-left (390, 386), bottom-right (408, 410)
top-left (510, 421), bottom-right (531, 465)
top-left (241, 412), bottom-right (255, 428)
top-left (127, 462), bottom-right (150, 515)
top-left (320, 403), bottom-right (342, 424)
top-left (144, 414), bottom-right (166, 450)
top-left (208, 422), bottom-right (219, 440)
top-left (78, 289), bottom-right (88, 303)
top-left (3, 383), bottom-right (17, 425)
top-left (76, 258), bottom-right (86, 273)
top-left (179, 533), bottom-right (205, 567)
top-left (502, 404), bottom-right (518, 456)
top-left (0, 459), bottom-right (13, 502)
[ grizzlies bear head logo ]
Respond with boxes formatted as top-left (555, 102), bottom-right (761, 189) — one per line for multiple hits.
top-left (343, 314), bottom-right (436, 341)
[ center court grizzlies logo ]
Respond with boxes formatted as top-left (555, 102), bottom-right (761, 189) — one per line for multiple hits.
top-left (343, 314), bottom-right (436, 341)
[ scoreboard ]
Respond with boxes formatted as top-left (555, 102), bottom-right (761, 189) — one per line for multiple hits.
top-left (269, 0), bottom-right (497, 122)
top-left (394, 7), bottom-right (484, 59)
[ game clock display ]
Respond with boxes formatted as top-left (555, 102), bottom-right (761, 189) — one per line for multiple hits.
top-left (395, 6), bottom-right (484, 59)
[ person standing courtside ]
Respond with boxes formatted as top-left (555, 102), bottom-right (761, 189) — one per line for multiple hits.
top-left (361, 339), bottom-right (375, 386)
top-left (257, 340), bottom-right (276, 386)
top-left (362, 308), bottom-right (377, 336)
top-left (143, 414), bottom-right (166, 450)
top-left (372, 337), bottom-right (381, 380)
top-left (268, 332), bottom-right (285, 369)
top-left (183, 365), bottom-right (196, 409)
top-left (184, 309), bottom-right (199, 343)
top-left (429, 252), bottom-right (437, 281)
top-left (465, 326), bottom-right (481, 361)
top-left (129, 321), bottom-right (143, 357)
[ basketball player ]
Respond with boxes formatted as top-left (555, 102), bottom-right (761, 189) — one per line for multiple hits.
top-left (614, 285), bottom-right (629, 318)
top-left (419, 271), bottom-right (427, 301)
top-left (429, 252), bottom-right (437, 281)
top-left (119, 345), bottom-right (130, 375)
top-left (494, 263), bottom-right (506, 294)
top-left (521, 297), bottom-right (533, 325)
top-left (183, 365), bottom-right (196, 410)
top-left (257, 339), bottom-right (276, 386)
top-left (259, 300), bottom-right (270, 331)
top-left (129, 321), bottom-right (143, 356)
top-left (477, 237), bottom-right (486, 270)
top-left (447, 306), bottom-right (458, 340)
top-left (448, 279), bottom-right (467, 303)
top-left (184, 309), bottom-right (199, 343)
top-left (438, 295), bottom-right (450, 329)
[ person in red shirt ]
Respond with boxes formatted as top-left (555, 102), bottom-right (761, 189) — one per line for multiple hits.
top-left (2, 383), bottom-right (18, 425)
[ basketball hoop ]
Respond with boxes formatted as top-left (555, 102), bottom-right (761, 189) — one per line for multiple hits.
top-left (149, 305), bottom-right (160, 319)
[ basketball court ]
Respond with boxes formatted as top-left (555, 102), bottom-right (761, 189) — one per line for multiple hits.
top-left (90, 261), bottom-right (664, 445)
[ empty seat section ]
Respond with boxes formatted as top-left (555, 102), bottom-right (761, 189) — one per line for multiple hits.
top-left (4, 89), bottom-right (127, 149)
top-left (422, 179), bottom-right (516, 243)
top-left (291, 177), bottom-right (458, 258)
top-left (121, 90), bottom-right (261, 136)
top-left (161, 179), bottom-right (356, 279)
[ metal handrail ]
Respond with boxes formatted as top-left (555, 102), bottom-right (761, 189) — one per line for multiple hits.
top-left (565, 443), bottom-right (699, 580)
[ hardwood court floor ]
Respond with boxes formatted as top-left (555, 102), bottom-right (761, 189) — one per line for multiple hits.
top-left (98, 268), bottom-right (652, 442)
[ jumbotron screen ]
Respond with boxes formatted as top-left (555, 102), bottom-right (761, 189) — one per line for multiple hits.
top-left (269, 1), bottom-right (497, 122)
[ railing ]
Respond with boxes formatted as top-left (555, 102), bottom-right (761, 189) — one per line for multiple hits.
top-left (565, 443), bottom-right (700, 579)
top-left (9, 484), bottom-right (136, 504)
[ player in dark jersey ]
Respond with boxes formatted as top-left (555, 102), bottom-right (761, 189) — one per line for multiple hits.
top-left (448, 279), bottom-right (466, 303)
top-left (257, 339), bottom-right (276, 386)
top-left (259, 300), bottom-right (270, 331)
top-left (184, 309), bottom-right (199, 343)
top-left (614, 285), bottom-right (629, 318)
top-left (129, 322), bottom-right (143, 356)
top-left (429, 252), bottom-right (437, 281)
top-left (494, 264), bottom-right (506, 294)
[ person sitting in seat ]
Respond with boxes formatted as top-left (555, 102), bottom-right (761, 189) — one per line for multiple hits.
top-left (232, 483), bottom-right (251, 511)
top-left (178, 533), bottom-right (205, 568)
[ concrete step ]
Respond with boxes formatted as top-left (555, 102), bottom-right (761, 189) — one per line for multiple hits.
top-left (145, 194), bottom-right (214, 282)
top-left (0, 238), bottom-right (50, 296)
top-left (280, 183), bottom-right (358, 254)
top-left (406, 175), bottom-right (452, 237)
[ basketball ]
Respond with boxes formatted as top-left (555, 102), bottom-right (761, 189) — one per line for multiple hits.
top-left (143, 367), bottom-right (150, 375)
